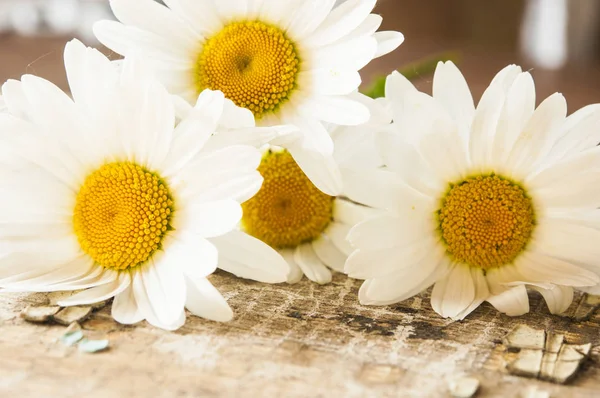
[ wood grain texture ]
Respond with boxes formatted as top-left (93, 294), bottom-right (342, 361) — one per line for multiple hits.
top-left (1, 271), bottom-right (599, 397)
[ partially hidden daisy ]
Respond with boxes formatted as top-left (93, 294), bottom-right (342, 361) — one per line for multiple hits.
top-left (344, 62), bottom-right (600, 319)
top-left (209, 97), bottom-right (391, 285)
top-left (0, 39), bottom-right (289, 330)
top-left (93, 0), bottom-right (404, 195)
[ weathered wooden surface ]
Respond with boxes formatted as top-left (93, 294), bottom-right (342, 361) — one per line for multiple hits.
top-left (1, 271), bottom-right (599, 397)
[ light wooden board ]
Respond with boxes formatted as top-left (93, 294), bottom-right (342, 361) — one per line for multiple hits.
top-left (1, 271), bottom-right (599, 397)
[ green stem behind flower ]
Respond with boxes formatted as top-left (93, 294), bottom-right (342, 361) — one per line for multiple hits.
top-left (363, 51), bottom-right (461, 99)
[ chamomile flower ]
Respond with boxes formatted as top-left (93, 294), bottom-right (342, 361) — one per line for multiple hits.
top-left (345, 62), bottom-right (600, 319)
top-left (93, 0), bottom-right (403, 195)
top-left (0, 39), bottom-right (289, 330)
top-left (210, 97), bottom-right (390, 285)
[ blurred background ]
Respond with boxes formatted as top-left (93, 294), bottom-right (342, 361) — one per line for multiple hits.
top-left (0, 0), bottom-right (599, 109)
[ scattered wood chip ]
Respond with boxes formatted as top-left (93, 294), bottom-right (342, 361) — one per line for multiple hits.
top-left (559, 294), bottom-right (600, 321)
top-left (550, 343), bottom-right (592, 384)
top-left (448, 376), bottom-right (480, 398)
top-left (52, 306), bottom-right (92, 326)
top-left (60, 326), bottom-right (84, 346)
top-left (21, 305), bottom-right (60, 323)
top-left (508, 348), bottom-right (544, 378)
top-left (78, 339), bottom-right (109, 353)
top-left (521, 386), bottom-right (551, 398)
top-left (503, 325), bottom-right (545, 350)
top-left (503, 325), bottom-right (591, 384)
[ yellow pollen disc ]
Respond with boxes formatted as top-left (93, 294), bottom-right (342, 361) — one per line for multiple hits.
top-left (73, 162), bottom-right (174, 271)
top-left (195, 20), bottom-right (300, 119)
top-left (241, 150), bottom-right (334, 249)
top-left (438, 174), bottom-right (536, 270)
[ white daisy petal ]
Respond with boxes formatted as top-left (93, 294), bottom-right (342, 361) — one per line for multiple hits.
top-left (177, 200), bottom-right (242, 239)
top-left (486, 285), bottom-right (530, 316)
top-left (298, 96), bottom-right (370, 126)
top-left (43, 266), bottom-right (109, 292)
top-left (433, 61), bottom-right (475, 140)
top-left (185, 276), bottom-right (233, 322)
top-left (2, 80), bottom-right (30, 120)
top-left (64, 39), bottom-right (120, 115)
top-left (311, 237), bottom-right (346, 272)
top-left (506, 93), bottom-right (566, 175)
top-left (285, 0), bottom-right (335, 38)
top-left (527, 145), bottom-right (600, 189)
top-left (515, 252), bottom-right (599, 287)
top-left (373, 31), bottom-right (404, 58)
top-left (137, 253), bottom-right (187, 327)
top-left (93, 21), bottom-right (193, 64)
top-left (287, 143), bottom-right (343, 196)
top-left (491, 72), bottom-right (536, 167)
top-left (159, 235), bottom-right (218, 280)
top-left (345, 237), bottom-right (438, 280)
top-left (294, 244), bottom-right (332, 285)
top-left (209, 230), bottom-right (289, 283)
top-left (332, 199), bottom-right (381, 227)
top-left (305, 0), bottom-right (376, 47)
top-left (108, 0), bottom-right (200, 49)
top-left (533, 171), bottom-right (600, 209)
top-left (376, 129), bottom-right (443, 197)
top-left (486, 264), bottom-right (553, 293)
top-left (431, 265), bottom-right (476, 319)
top-left (347, 214), bottom-right (432, 252)
top-left (312, 36), bottom-right (378, 71)
top-left (324, 222), bottom-right (353, 256)
top-left (342, 168), bottom-right (434, 213)
top-left (546, 104), bottom-right (600, 162)
top-left (384, 70), bottom-right (418, 111)
top-left (57, 273), bottom-right (130, 306)
top-left (453, 268), bottom-right (490, 321)
top-left (469, 66), bottom-right (521, 170)
top-left (0, 256), bottom-right (93, 289)
top-left (300, 68), bottom-right (362, 96)
top-left (346, 13), bottom-right (382, 39)
top-left (161, 0), bottom-right (222, 35)
top-left (358, 248), bottom-right (449, 306)
top-left (112, 282), bottom-right (144, 325)
top-left (532, 285), bottom-right (573, 315)
top-left (280, 248), bottom-right (304, 284)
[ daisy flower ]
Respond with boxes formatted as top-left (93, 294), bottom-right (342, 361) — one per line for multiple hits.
top-left (210, 96), bottom-right (391, 285)
top-left (93, 0), bottom-right (403, 195)
top-left (344, 62), bottom-right (600, 319)
top-left (0, 39), bottom-right (289, 330)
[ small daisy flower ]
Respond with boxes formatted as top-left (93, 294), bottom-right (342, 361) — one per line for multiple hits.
top-left (0, 39), bottom-right (289, 330)
top-left (93, 0), bottom-right (403, 195)
top-left (210, 97), bottom-right (391, 285)
top-left (344, 62), bottom-right (600, 319)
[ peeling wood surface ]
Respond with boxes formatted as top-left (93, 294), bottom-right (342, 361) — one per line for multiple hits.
top-left (1, 272), bottom-right (599, 397)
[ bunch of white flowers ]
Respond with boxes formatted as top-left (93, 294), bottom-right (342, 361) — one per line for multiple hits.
top-left (0, 0), bottom-right (599, 330)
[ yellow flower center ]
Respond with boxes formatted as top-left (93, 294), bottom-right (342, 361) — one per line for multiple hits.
top-left (73, 162), bottom-right (174, 271)
top-left (195, 20), bottom-right (300, 119)
top-left (438, 174), bottom-right (536, 270)
top-left (241, 150), bottom-right (334, 249)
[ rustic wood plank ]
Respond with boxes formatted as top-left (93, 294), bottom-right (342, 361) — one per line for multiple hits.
top-left (1, 272), bottom-right (599, 397)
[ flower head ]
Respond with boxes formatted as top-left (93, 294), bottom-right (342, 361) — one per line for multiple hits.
top-left (345, 62), bottom-right (600, 319)
top-left (0, 40), bottom-right (289, 330)
top-left (212, 97), bottom-right (391, 285)
top-left (94, 0), bottom-right (404, 195)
